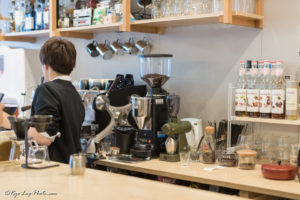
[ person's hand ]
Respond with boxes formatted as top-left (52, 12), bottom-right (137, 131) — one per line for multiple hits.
top-left (0, 103), bottom-right (4, 124)
top-left (0, 103), bottom-right (10, 129)
top-left (28, 127), bottom-right (52, 146)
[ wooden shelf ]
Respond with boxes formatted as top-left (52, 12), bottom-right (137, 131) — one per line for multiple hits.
top-left (0, 17), bottom-right (9, 21)
top-left (4, 30), bottom-right (50, 37)
top-left (0, 30), bottom-right (50, 43)
top-left (130, 13), bottom-right (223, 34)
top-left (0, 0), bottom-right (264, 42)
top-left (54, 23), bottom-right (122, 39)
top-left (231, 116), bottom-right (300, 126)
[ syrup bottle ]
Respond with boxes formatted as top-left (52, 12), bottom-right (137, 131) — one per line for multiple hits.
top-left (259, 60), bottom-right (272, 118)
top-left (271, 60), bottom-right (286, 119)
top-left (235, 61), bottom-right (247, 117)
top-left (247, 60), bottom-right (260, 117)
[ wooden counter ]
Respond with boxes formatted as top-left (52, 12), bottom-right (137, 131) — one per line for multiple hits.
top-left (0, 161), bottom-right (248, 200)
top-left (94, 159), bottom-right (300, 200)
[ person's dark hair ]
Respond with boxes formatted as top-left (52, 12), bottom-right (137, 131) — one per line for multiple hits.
top-left (39, 38), bottom-right (77, 75)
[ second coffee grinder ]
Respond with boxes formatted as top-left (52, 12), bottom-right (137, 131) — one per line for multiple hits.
top-left (131, 54), bottom-right (172, 158)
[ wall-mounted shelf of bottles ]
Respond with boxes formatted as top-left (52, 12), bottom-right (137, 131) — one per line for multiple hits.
top-left (0, 0), bottom-right (264, 43)
top-left (231, 116), bottom-right (300, 126)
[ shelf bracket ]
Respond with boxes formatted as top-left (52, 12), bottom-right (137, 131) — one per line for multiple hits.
top-left (223, 0), bottom-right (233, 24)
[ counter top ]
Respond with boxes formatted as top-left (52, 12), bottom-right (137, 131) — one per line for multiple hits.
top-left (0, 161), bottom-right (248, 200)
top-left (95, 159), bottom-right (300, 199)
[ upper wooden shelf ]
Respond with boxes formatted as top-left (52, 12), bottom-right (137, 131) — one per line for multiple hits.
top-left (0, 30), bottom-right (50, 43)
top-left (0, 17), bottom-right (9, 20)
top-left (231, 116), bottom-right (300, 126)
top-left (54, 23), bottom-right (122, 40)
top-left (0, 0), bottom-right (264, 42)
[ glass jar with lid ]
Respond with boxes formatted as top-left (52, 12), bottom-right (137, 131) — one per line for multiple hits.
top-left (237, 149), bottom-right (257, 170)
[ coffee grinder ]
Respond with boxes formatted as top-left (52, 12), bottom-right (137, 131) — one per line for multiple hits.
top-left (159, 94), bottom-right (192, 162)
top-left (130, 54), bottom-right (172, 159)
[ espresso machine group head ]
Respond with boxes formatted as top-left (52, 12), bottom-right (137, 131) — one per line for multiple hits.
top-left (130, 54), bottom-right (173, 159)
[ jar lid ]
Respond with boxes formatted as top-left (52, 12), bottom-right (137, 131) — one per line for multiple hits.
top-left (205, 126), bottom-right (214, 135)
top-left (237, 149), bottom-right (257, 157)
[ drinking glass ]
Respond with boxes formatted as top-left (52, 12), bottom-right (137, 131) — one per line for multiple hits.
top-left (236, 134), bottom-right (254, 149)
top-left (180, 149), bottom-right (190, 166)
top-left (161, 0), bottom-right (173, 17)
top-left (152, 0), bottom-right (162, 19)
top-left (190, 146), bottom-right (200, 162)
top-left (102, 142), bottom-right (111, 156)
top-left (213, 0), bottom-right (223, 13)
top-left (275, 136), bottom-right (290, 164)
top-left (183, 0), bottom-right (193, 15)
top-left (173, 0), bottom-right (184, 16)
top-left (69, 153), bottom-right (86, 175)
top-left (28, 145), bottom-right (49, 165)
top-left (290, 144), bottom-right (300, 165)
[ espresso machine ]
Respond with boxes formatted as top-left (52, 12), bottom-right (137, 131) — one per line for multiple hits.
top-left (130, 54), bottom-right (173, 159)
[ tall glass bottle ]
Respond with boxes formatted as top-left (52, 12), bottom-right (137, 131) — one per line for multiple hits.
top-left (201, 126), bottom-right (216, 164)
top-left (235, 61), bottom-right (247, 116)
top-left (14, 1), bottom-right (21, 32)
top-left (43, 0), bottom-right (50, 29)
top-left (259, 60), bottom-right (272, 118)
top-left (271, 60), bottom-right (286, 119)
top-left (25, 2), bottom-right (35, 31)
top-left (247, 60), bottom-right (260, 117)
top-left (35, 1), bottom-right (44, 30)
top-left (19, 0), bottom-right (26, 32)
top-left (9, 0), bottom-right (16, 33)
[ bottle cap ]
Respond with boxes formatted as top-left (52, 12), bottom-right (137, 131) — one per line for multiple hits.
top-left (237, 149), bottom-right (257, 157)
top-left (205, 126), bottom-right (214, 135)
top-left (240, 61), bottom-right (245, 64)
top-left (251, 60), bottom-right (258, 64)
top-left (258, 61), bottom-right (264, 64)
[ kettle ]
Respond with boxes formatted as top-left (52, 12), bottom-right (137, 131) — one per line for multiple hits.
top-left (181, 118), bottom-right (203, 148)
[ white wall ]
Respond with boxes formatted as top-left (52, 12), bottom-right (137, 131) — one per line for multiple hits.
top-left (1, 0), bottom-right (300, 142)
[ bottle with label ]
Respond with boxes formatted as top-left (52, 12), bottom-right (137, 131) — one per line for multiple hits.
top-left (9, 0), bottom-right (16, 33)
top-left (259, 60), bottom-right (272, 118)
top-left (35, 1), bottom-right (44, 30)
top-left (247, 60), bottom-right (260, 117)
top-left (286, 81), bottom-right (298, 120)
top-left (25, 2), bottom-right (35, 31)
top-left (235, 61), bottom-right (247, 117)
top-left (14, 1), bottom-right (21, 32)
top-left (201, 126), bottom-right (216, 164)
top-left (43, 0), bottom-right (50, 29)
top-left (271, 60), bottom-right (286, 119)
top-left (19, 1), bottom-right (26, 32)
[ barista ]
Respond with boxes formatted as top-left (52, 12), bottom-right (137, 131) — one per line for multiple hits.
top-left (28, 38), bottom-right (85, 163)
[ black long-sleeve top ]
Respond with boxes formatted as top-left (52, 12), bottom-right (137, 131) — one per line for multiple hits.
top-left (31, 79), bottom-right (85, 163)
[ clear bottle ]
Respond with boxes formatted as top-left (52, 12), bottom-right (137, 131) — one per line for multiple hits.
top-left (286, 81), bottom-right (298, 120)
top-left (25, 2), bottom-right (35, 31)
top-left (201, 126), bottom-right (216, 164)
top-left (35, 1), bottom-right (44, 30)
top-left (14, 0), bottom-right (21, 32)
top-left (271, 60), bottom-right (286, 119)
top-left (19, 0), bottom-right (26, 32)
top-left (9, 0), bottom-right (16, 33)
top-left (43, 0), bottom-right (49, 29)
top-left (259, 60), bottom-right (272, 118)
top-left (247, 60), bottom-right (260, 117)
top-left (235, 61), bottom-right (247, 117)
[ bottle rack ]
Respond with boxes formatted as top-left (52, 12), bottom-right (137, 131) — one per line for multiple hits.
top-left (227, 83), bottom-right (300, 149)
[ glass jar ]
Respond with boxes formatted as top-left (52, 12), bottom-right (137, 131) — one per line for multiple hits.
top-left (237, 149), bottom-right (257, 170)
top-left (218, 150), bottom-right (238, 167)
